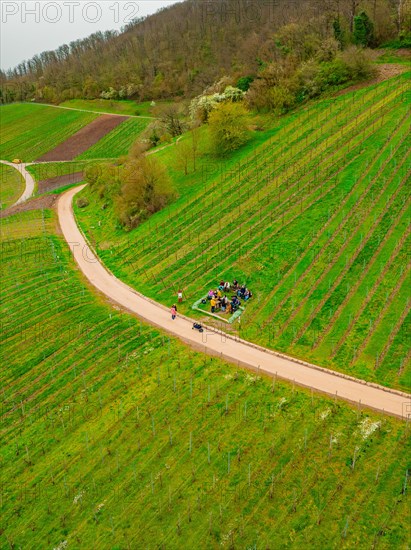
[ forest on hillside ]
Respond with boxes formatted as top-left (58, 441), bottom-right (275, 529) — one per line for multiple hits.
top-left (1, 0), bottom-right (410, 106)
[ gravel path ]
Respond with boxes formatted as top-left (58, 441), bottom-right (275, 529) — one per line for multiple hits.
top-left (0, 160), bottom-right (35, 205)
top-left (57, 185), bottom-right (411, 420)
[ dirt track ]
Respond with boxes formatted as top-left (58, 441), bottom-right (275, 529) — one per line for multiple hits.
top-left (57, 185), bottom-right (411, 420)
top-left (0, 160), bottom-right (35, 205)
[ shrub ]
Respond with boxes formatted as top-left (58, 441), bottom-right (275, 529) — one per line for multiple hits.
top-left (298, 60), bottom-right (322, 99)
top-left (317, 58), bottom-right (350, 88)
top-left (316, 37), bottom-right (340, 63)
top-left (129, 140), bottom-right (149, 159)
top-left (267, 85), bottom-right (297, 114)
top-left (339, 46), bottom-right (376, 81)
top-left (115, 157), bottom-right (174, 229)
top-left (299, 47), bottom-right (375, 98)
top-left (100, 87), bottom-right (118, 100)
top-left (76, 197), bottom-right (89, 208)
top-left (383, 32), bottom-right (411, 48)
top-left (237, 76), bottom-right (254, 92)
top-left (160, 133), bottom-right (172, 143)
top-left (149, 130), bottom-right (160, 147)
top-left (208, 102), bottom-right (249, 157)
top-left (84, 163), bottom-right (121, 199)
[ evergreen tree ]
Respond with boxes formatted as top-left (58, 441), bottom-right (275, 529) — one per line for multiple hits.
top-left (236, 76), bottom-right (254, 92)
top-left (333, 18), bottom-right (345, 48)
top-left (353, 11), bottom-right (375, 47)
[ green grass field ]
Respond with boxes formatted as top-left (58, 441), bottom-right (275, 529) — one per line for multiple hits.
top-left (0, 104), bottom-right (97, 162)
top-left (75, 73), bottom-right (411, 391)
top-left (1, 210), bottom-right (410, 549)
top-left (76, 118), bottom-right (150, 160)
top-left (0, 163), bottom-right (25, 209)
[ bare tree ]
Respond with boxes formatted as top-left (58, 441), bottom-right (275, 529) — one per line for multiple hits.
top-left (175, 141), bottom-right (191, 175)
top-left (190, 125), bottom-right (200, 172)
top-left (347, 0), bottom-right (360, 32)
top-left (156, 104), bottom-right (185, 137)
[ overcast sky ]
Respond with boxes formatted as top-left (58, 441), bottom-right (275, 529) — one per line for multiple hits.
top-left (1, 0), bottom-right (184, 71)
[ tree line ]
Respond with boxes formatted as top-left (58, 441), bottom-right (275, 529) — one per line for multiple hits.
top-left (1, 0), bottom-right (409, 105)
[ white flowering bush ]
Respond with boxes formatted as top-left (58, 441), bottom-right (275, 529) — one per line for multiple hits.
top-left (190, 86), bottom-right (245, 122)
top-left (100, 87), bottom-right (118, 100)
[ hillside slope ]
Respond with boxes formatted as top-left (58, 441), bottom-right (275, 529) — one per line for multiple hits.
top-left (75, 73), bottom-right (411, 391)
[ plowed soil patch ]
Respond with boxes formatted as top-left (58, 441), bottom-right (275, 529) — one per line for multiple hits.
top-left (0, 195), bottom-right (57, 218)
top-left (36, 115), bottom-right (128, 161)
top-left (38, 171), bottom-right (84, 193)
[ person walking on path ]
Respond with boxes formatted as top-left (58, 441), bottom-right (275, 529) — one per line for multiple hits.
top-left (178, 289), bottom-right (183, 303)
top-left (171, 304), bottom-right (177, 320)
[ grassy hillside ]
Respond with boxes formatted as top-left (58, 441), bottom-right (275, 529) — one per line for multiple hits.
top-left (1, 210), bottom-right (410, 549)
top-left (75, 73), bottom-right (411, 391)
top-left (0, 163), bottom-right (25, 209)
top-left (76, 118), bottom-right (150, 160)
top-left (0, 104), bottom-right (97, 162)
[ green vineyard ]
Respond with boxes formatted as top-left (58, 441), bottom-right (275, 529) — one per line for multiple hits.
top-left (0, 104), bottom-right (97, 162)
top-left (76, 73), bottom-right (411, 391)
top-left (76, 118), bottom-right (150, 160)
top-left (1, 211), bottom-right (410, 549)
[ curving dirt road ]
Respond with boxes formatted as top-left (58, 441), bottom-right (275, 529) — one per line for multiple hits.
top-left (0, 160), bottom-right (35, 205)
top-left (0, 136), bottom-right (182, 216)
top-left (58, 185), bottom-right (411, 420)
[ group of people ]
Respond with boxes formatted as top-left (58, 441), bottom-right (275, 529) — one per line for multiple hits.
top-left (207, 279), bottom-right (253, 314)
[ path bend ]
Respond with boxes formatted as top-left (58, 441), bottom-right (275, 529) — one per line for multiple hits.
top-left (57, 185), bottom-right (411, 420)
top-left (0, 160), bottom-right (35, 205)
